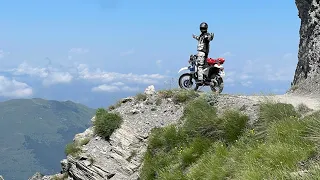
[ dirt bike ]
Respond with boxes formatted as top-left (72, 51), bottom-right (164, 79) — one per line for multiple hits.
top-left (178, 54), bottom-right (225, 93)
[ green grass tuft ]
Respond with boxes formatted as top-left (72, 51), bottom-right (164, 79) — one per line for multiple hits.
top-left (93, 108), bottom-right (123, 140)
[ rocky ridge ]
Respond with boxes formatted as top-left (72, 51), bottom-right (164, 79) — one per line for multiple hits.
top-left (27, 84), bottom-right (320, 180)
top-left (291, 0), bottom-right (320, 95)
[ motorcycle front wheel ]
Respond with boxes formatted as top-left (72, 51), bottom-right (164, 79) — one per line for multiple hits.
top-left (178, 73), bottom-right (198, 91)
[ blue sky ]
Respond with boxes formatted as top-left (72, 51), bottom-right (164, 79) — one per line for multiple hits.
top-left (0, 0), bottom-right (301, 108)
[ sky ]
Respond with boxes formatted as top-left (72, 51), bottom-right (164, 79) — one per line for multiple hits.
top-left (0, 0), bottom-right (301, 108)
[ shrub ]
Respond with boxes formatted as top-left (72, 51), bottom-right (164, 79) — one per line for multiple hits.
top-left (158, 89), bottom-right (174, 98)
top-left (65, 142), bottom-right (81, 157)
top-left (136, 93), bottom-right (147, 101)
top-left (79, 138), bottom-right (90, 146)
top-left (93, 108), bottom-right (123, 140)
top-left (172, 90), bottom-right (198, 104)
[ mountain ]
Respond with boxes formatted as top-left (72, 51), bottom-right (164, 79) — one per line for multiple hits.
top-left (0, 98), bottom-right (96, 180)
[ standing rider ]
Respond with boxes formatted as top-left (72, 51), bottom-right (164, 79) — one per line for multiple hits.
top-left (192, 22), bottom-right (214, 84)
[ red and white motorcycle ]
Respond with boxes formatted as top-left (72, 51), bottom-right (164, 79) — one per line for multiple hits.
top-left (178, 54), bottom-right (225, 93)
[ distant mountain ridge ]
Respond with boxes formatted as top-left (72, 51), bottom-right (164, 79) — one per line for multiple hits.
top-left (0, 98), bottom-right (96, 180)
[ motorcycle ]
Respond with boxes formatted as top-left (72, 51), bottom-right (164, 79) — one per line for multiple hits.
top-left (178, 54), bottom-right (226, 93)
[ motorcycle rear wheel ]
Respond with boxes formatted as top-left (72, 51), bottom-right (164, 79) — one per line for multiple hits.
top-left (209, 74), bottom-right (224, 93)
top-left (178, 73), bottom-right (198, 91)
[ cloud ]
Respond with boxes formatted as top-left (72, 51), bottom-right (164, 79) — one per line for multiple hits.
top-left (42, 72), bottom-right (73, 86)
top-left (69, 48), bottom-right (89, 54)
top-left (9, 63), bottom-right (73, 86)
top-left (0, 76), bottom-right (33, 98)
top-left (77, 64), bottom-right (165, 84)
top-left (91, 84), bottom-right (139, 92)
top-left (120, 49), bottom-right (135, 56)
top-left (92, 84), bottom-right (119, 92)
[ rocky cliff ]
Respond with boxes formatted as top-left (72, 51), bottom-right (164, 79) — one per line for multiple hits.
top-left (291, 0), bottom-right (320, 94)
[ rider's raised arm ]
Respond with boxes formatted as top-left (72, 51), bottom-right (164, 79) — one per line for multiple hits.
top-left (205, 32), bottom-right (214, 41)
top-left (192, 34), bottom-right (200, 40)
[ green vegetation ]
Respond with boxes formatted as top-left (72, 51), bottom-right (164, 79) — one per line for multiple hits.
top-left (0, 98), bottom-right (96, 180)
top-left (158, 89), bottom-right (199, 104)
top-left (108, 100), bottom-right (122, 111)
top-left (65, 141), bottom-right (81, 157)
top-left (140, 96), bottom-right (320, 179)
top-left (93, 108), bottom-right (123, 140)
top-left (136, 93), bottom-right (148, 101)
top-left (51, 173), bottom-right (68, 180)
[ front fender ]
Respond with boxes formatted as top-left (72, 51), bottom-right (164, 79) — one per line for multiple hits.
top-left (178, 67), bottom-right (189, 73)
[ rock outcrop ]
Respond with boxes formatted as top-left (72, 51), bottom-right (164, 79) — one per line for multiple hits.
top-left (291, 0), bottom-right (320, 94)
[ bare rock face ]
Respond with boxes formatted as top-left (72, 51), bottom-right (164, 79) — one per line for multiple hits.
top-left (291, 0), bottom-right (320, 94)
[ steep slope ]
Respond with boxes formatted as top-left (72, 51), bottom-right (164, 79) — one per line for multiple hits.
top-left (0, 98), bottom-right (95, 180)
top-left (291, 0), bottom-right (320, 94)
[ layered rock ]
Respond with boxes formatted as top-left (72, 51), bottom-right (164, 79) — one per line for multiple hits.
top-left (291, 0), bottom-right (320, 94)
top-left (30, 86), bottom-right (187, 180)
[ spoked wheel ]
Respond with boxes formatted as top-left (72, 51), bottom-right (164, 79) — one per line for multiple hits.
top-left (178, 73), bottom-right (198, 91)
top-left (209, 75), bottom-right (224, 94)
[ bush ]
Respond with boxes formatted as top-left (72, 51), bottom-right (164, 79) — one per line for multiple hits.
top-left (65, 142), bottom-right (81, 157)
top-left (172, 90), bottom-right (199, 104)
top-left (136, 93), bottom-right (147, 101)
top-left (93, 108), bottom-right (123, 140)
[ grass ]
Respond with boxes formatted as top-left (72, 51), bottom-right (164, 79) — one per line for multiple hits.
top-left (64, 141), bottom-right (81, 157)
top-left (108, 100), bottom-right (122, 111)
top-left (51, 173), bottom-right (68, 180)
top-left (140, 96), bottom-right (320, 180)
top-left (93, 108), bottom-right (123, 140)
top-left (136, 93), bottom-right (148, 102)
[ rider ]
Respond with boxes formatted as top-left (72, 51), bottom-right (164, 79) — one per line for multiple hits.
top-left (192, 22), bottom-right (214, 84)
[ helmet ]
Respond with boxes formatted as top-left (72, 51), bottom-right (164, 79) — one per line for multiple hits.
top-left (200, 22), bottom-right (208, 33)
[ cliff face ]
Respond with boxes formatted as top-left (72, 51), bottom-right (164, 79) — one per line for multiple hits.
top-left (292, 0), bottom-right (320, 94)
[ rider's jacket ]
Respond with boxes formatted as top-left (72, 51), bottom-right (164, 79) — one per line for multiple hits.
top-left (193, 32), bottom-right (214, 55)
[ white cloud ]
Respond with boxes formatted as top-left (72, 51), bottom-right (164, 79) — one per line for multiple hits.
top-left (91, 84), bottom-right (139, 92)
top-left (92, 85), bottom-right (119, 92)
top-left (77, 64), bottom-right (165, 84)
top-left (9, 63), bottom-right (73, 86)
top-left (120, 49), bottom-right (135, 56)
top-left (42, 72), bottom-right (73, 86)
top-left (0, 76), bottom-right (33, 98)
top-left (4, 62), bottom-right (166, 89)
top-left (69, 48), bottom-right (89, 54)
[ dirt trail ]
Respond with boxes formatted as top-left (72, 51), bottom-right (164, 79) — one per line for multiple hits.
top-left (243, 94), bottom-right (320, 110)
